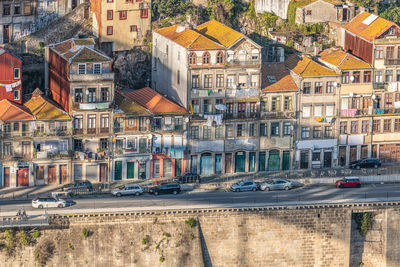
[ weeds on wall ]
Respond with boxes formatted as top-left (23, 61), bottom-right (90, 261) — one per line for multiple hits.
top-left (185, 218), bottom-right (197, 228)
top-left (33, 239), bottom-right (55, 266)
top-left (354, 212), bottom-right (373, 237)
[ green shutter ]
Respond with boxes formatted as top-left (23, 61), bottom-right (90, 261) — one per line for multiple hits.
top-left (127, 162), bottom-right (135, 179)
top-left (114, 161), bottom-right (122, 180)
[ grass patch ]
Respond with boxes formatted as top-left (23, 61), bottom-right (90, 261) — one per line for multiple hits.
top-left (163, 232), bottom-right (171, 238)
top-left (68, 242), bottom-right (74, 250)
top-left (185, 218), bottom-right (197, 228)
top-left (82, 228), bottom-right (90, 238)
top-left (142, 237), bottom-right (149, 246)
top-left (32, 231), bottom-right (41, 239)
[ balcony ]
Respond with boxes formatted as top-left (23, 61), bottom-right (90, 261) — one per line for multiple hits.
top-left (35, 151), bottom-right (72, 159)
top-left (191, 89), bottom-right (225, 98)
top-left (114, 126), bottom-right (150, 134)
top-left (1, 153), bottom-right (31, 160)
top-left (227, 59), bottom-right (261, 67)
top-left (87, 128), bottom-right (96, 135)
top-left (100, 127), bottom-right (110, 134)
top-left (34, 129), bottom-right (71, 137)
top-left (385, 58), bottom-right (400, 66)
top-left (261, 111), bottom-right (296, 119)
top-left (1, 131), bottom-right (31, 138)
top-left (73, 129), bottom-right (83, 135)
top-left (73, 102), bottom-right (111, 110)
top-left (226, 89), bottom-right (259, 98)
top-left (225, 112), bottom-right (259, 120)
top-left (69, 72), bottom-right (114, 82)
top-left (373, 82), bottom-right (386, 90)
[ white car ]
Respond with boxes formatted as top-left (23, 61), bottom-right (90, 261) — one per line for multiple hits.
top-left (111, 184), bottom-right (143, 197)
top-left (32, 197), bottom-right (67, 209)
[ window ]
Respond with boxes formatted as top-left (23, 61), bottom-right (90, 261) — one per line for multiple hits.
top-left (100, 114), bottom-right (109, 129)
top-left (192, 100), bottom-right (200, 114)
top-left (216, 51), bottom-right (224, 64)
top-left (325, 126), bottom-right (333, 138)
top-left (87, 88), bottom-right (96, 103)
top-left (153, 118), bottom-right (161, 130)
top-left (227, 75), bottom-right (235, 88)
top-left (350, 121), bottom-right (358, 134)
top-left (153, 160), bottom-right (160, 178)
top-left (260, 123), bottom-right (267, 136)
top-left (3, 143), bottom-right (12, 155)
top-left (3, 123), bottom-right (10, 132)
top-left (189, 52), bottom-right (197, 65)
top-left (190, 126), bottom-right (199, 139)
top-left (342, 72), bottom-right (349, 84)
top-left (101, 88), bottom-right (109, 102)
top-left (326, 104), bottom-right (334, 117)
top-left (353, 71), bottom-right (360, 83)
top-left (73, 140), bottom-right (83, 151)
top-left (215, 126), bottom-right (223, 139)
top-left (271, 122), bottom-right (280, 136)
top-left (14, 90), bottom-right (20, 101)
top-left (226, 124), bottom-right (233, 138)
top-left (13, 122), bottom-right (19, 131)
top-left (397, 70), bottom-right (400, 82)
top-left (306, 10), bottom-right (311, 15)
top-left (386, 70), bottom-right (393, 82)
top-left (107, 10), bottom-right (113, 20)
top-left (100, 138), bottom-right (109, 150)
top-left (203, 99), bottom-right (211, 114)
top-left (250, 75), bottom-right (258, 87)
top-left (3, 4), bottom-right (10, 15)
top-left (174, 117), bottom-right (183, 130)
top-left (216, 74), bottom-right (224, 87)
top-left (340, 122), bottom-right (347, 134)
top-left (249, 123), bottom-right (256, 137)
top-left (78, 64), bottom-right (86, 74)
top-left (88, 115), bottom-right (96, 129)
top-left (303, 82), bottom-right (311, 94)
top-left (226, 103), bottom-right (233, 115)
top-left (314, 82), bottom-right (322, 94)
top-left (107, 26), bottom-right (113, 35)
top-left (60, 140), bottom-right (68, 152)
top-left (364, 71), bottom-right (371, 83)
top-left (303, 105), bottom-right (311, 118)
top-left (373, 120), bottom-right (380, 132)
top-left (260, 100), bottom-right (266, 112)
top-left (177, 70), bottom-right (180, 84)
top-left (283, 122), bottom-right (291, 136)
top-left (375, 47), bottom-right (383, 59)
top-left (314, 105), bottom-right (322, 117)
top-left (192, 75), bottom-right (199, 89)
top-left (236, 124), bottom-right (245, 137)
top-left (203, 126), bottom-right (212, 139)
top-left (313, 126), bottom-right (322, 138)
top-left (362, 120), bottom-right (369, 133)
top-left (284, 96), bottom-right (292, 110)
top-left (385, 93), bottom-right (393, 107)
top-left (386, 46), bottom-right (394, 59)
top-left (238, 74), bottom-right (247, 88)
top-left (14, 4), bottom-right (20, 14)
top-left (238, 102), bottom-right (246, 115)
top-left (13, 68), bottom-right (20, 79)
top-left (312, 152), bottom-right (320, 161)
top-left (204, 74), bottom-right (212, 88)
top-left (130, 25), bottom-right (137, 32)
top-left (395, 119), bottom-right (400, 132)
top-left (119, 10), bottom-right (127, 20)
top-left (375, 71), bottom-right (383, 83)
top-left (74, 88), bottom-right (83, 103)
top-left (93, 63), bottom-right (101, 74)
top-left (128, 117), bottom-right (136, 127)
top-left (249, 102), bottom-right (257, 113)
top-left (384, 119), bottom-right (392, 132)
top-left (202, 52), bottom-right (210, 64)
top-left (215, 99), bottom-right (224, 114)
top-left (166, 45), bottom-right (168, 55)
top-left (301, 127), bottom-right (310, 139)
top-left (271, 97), bottom-right (280, 111)
top-left (325, 81), bottom-right (334, 93)
top-left (74, 115), bottom-right (83, 129)
top-left (140, 8), bottom-right (148, 18)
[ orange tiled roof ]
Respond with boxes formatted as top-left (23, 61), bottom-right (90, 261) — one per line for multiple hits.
top-left (262, 63), bottom-right (298, 92)
top-left (318, 48), bottom-right (372, 70)
top-left (24, 90), bottom-right (70, 120)
top-left (0, 99), bottom-right (34, 121)
top-left (286, 54), bottom-right (337, 77)
top-left (114, 90), bottom-right (151, 117)
top-left (344, 12), bottom-right (396, 42)
top-left (125, 87), bottom-right (187, 115)
top-left (196, 20), bottom-right (244, 48)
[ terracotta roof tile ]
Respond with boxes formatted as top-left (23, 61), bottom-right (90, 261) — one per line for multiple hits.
top-left (114, 91), bottom-right (151, 116)
top-left (318, 48), bottom-right (372, 70)
top-left (286, 54), bottom-right (337, 77)
top-left (125, 87), bottom-right (187, 115)
top-left (344, 12), bottom-right (396, 41)
top-left (196, 20), bottom-right (244, 48)
top-left (262, 63), bottom-right (298, 92)
top-left (0, 99), bottom-right (34, 121)
top-left (24, 94), bottom-right (70, 121)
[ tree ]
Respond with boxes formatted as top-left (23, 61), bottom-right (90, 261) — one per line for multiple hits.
top-left (380, 4), bottom-right (400, 26)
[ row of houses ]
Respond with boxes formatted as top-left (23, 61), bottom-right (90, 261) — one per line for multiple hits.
top-left (1, 11), bottom-right (400, 187)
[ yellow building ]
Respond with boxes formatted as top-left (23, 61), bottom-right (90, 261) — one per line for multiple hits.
top-left (91, 0), bottom-right (151, 52)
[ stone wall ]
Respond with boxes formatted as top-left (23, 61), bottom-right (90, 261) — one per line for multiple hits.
top-left (255, 0), bottom-right (291, 19)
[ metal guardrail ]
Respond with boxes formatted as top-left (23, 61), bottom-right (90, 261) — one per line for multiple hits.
top-left (0, 214), bottom-right (49, 228)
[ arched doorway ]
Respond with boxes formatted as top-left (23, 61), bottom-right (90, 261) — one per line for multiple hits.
top-left (268, 150), bottom-right (280, 171)
top-left (235, 151), bottom-right (245, 173)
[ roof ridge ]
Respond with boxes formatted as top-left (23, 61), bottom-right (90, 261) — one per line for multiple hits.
top-left (187, 34), bottom-right (202, 49)
top-left (337, 53), bottom-right (349, 68)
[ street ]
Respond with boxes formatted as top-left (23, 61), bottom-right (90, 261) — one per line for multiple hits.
top-left (0, 183), bottom-right (400, 216)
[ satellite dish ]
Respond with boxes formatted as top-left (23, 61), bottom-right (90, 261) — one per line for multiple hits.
top-left (333, 82), bottom-right (338, 87)
top-left (350, 76), bottom-right (355, 81)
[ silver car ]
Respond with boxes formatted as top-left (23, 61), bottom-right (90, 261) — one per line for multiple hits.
top-left (260, 179), bottom-right (292, 191)
top-left (230, 180), bottom-right (258, 192)
top-left (32, 197), bottom-right (67, 209)
top-left (111, 184), bottom-right (143, 197)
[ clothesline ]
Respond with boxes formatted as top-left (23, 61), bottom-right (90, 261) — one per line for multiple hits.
top-left (0, 80), bottom-right (21, 92)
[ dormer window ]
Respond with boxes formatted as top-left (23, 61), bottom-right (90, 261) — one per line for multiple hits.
top-left (202, 52), bottom-right (210, 64)
top-left (78, 64), bottom-right (86, 74)
top-left (93, 63), bottom-right (101, 74)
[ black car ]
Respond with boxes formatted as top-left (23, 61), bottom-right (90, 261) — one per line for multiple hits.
top-left (64, 181), bottom-right (93, 191)
top-left (177, 173), bottom-right (201, 184)
top-left (149, 184), bottom-right (181, 195)
top-left (350, 158), bottom-right (381, 169)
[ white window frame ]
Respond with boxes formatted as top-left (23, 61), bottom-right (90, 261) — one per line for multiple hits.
top-left (59, 140), bottom-right (68, 152)
top-left (78, 64), bottom-right (86, 74)
top-left (13, 90), bottom-right (20, 100)
top-left (93, 63), bottom-right (102, 74)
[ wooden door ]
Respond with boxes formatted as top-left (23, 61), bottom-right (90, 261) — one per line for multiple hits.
top-left (99, 163), bottom-right (108, 183)
top-left (350, 146), bottom-right (357, 162)
top-left (339, 146), bottom-right (347, 166)
top-left (36, 166), bottom-right (44, 185)
top-left (17, 168), bottom-right (29, 186)
top-left (60, 165), bottom-right (68, 184)
top-left (48, 166), bottom-right (57, 184)
top-left (3, 167), bottom-right (10, 187)
top-left (225, 153), bottom-right (232, 173)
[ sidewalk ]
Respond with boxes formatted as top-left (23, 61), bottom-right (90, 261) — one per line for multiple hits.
top-left (0, 184), bottom-right (64, 200)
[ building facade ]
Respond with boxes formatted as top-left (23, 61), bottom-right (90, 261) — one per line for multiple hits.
top-left (0, 49), bottom-right (22, 104)
top-left (295, 0), bottom-right (353, 25)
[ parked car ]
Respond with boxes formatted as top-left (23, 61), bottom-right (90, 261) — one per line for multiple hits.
top-left (111, 184), bottom-right (143, 197)
top-left (149, 184), bottom-right (181, 195)
top-left (336, 177), bottom-right (361, 188)
top-left (260, 179), bottom-right (292, 191)
top-left (177, 173), bottom-right (201, 184)
top-left (350, 158), bottom-right (381, 169)
top-left (230, 180), bottom-right (258, 192)
top-left (64, 181), bottom-right (93, 191)
top-left (32, 197), bottom-right (67, 209)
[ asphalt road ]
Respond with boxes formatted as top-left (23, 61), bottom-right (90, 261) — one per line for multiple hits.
top-left (0, 183), bottom-right (400, 216)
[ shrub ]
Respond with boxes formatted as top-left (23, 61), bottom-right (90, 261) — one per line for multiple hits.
top-left (189, 234), bottom-right (195, 240)
top-left (34, 239), bottom-right (55, 266)
top-left (82, 228), bottom-right (90, 238)
top-left (4, 229), bottom-right (14, 255)
top-left (142, 238), bottom-right (149, 246)
top-left (354, 212), bottom-right (373, 237)
top-left (163, 232), bottom-right (171, 238)
top-left (17, 230), bottom-right (29, 246)
top-left (68, 242), bottom-right (74, 250)
top-left (32, 231), bottom-right (41, 239)
top-left (185, 218), bottom-right (196, 228)
top-left (159, 256), bottom-right (165, 262)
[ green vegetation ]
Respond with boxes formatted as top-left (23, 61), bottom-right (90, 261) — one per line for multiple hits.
top-left (82, 228), bottom-right (90, 238)
top-left (287, 0), bottom-right (312, 26)
top-left (163, 232), bottom-right (171, 238)
top-left (17, 230), bottom-right (29, 246)
top-left (32, 231), bottom-right (41, 239)
top-left (189, 233), bottom-right (195, 240)
top-left (68, 242), bottom-right (75, 250)
top-left (34, 239), bottom-right (54, 266)
top-left (354, 212), bottom-right (373, 237)
top-left (152, 0), bottom-right (194, 19)
top-left (142, 238), bottom-right (149, 246)
top-left (159, 256), bottom-right (165, 262)
top-left (185, 218), bottom-right (197, 228)
top-left (380, 3), bottom-right (400, 26)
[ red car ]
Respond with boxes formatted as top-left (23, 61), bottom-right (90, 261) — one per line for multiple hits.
top-left (336, 177), bottom-right (361, 188)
